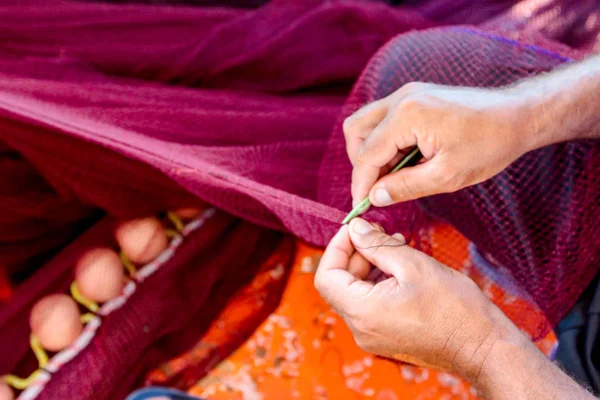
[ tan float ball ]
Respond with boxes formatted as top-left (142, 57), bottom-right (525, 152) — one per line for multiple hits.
top-left (75, 248), bottom-right (124, 303)
top-left (29, 294), bottom-right (83, 352)
top-left (174, 207), bottom-right (202, 220)
top-left (0, 382), bottom-right (13, 400)
top-left (115, 217), bottom-right (168, 264)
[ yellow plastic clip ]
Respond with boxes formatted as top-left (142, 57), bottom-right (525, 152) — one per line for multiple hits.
top-left (165, 228), bottom-right (179, 239)
top-left (80, 313), bottom-right (96, 324)
top-left (30, 335), bottom-right (49, 369)
top-left (1, 336), bottom-right (47, 390)
top-left (70, 282), bottom-right (99, 313)
top-left (119, 251), bottom-right (137, 277)
top-left (166, 211), bottom-right (185, 233)
top-left (2, 370), bottom-right (41, 390)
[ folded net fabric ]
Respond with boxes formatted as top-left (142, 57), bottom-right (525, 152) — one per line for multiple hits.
top-left (0, 0), bottom-right (599, 398)
top-left (0, 0), bottom-right (433, 272)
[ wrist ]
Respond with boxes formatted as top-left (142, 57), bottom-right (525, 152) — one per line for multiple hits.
top-left (472, 315), bottom-right (545, 400)
top-left (502, 81), bottom-right (556, 154)
top-left (461, 306), bottom-right (529, 382)
top-left (448, 296), bottom-right (531, 387)
top-left (488, 86), bottom-right (547, 158)
top-left (473, 327), bottom-right (533, 385)
top-left (507, 58), bottom-right (600, 151)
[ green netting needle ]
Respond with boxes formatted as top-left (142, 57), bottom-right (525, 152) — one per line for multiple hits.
top-left (342, 146), bottom-right (423, 225)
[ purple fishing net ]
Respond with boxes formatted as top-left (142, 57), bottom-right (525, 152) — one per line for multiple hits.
top-left (0, 0), bottom-right (599, 398)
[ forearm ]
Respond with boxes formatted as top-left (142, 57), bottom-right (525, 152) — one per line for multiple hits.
top-left (513, 55), bottom-right (600, 151)
top-left (473, 326), bottom-right (596, 400)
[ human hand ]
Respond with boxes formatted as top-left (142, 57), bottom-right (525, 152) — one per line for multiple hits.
top-left (344, 82), bottom-right (535, 206)
top-left (314, 218), bottom-right (525, 379)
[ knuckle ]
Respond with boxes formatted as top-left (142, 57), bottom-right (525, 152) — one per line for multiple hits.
top-left (442, 169), bottom-right (466, 191)
top-left (452, 174), bottom-right (468, 190)
top-left (354, 335), bottom-right (374, 352)
top-left (342, 116), bottom-right (357, 138)
top-left (433, 166), bottom-right (457, 188)
top-left (396, 97), bottom-right (423, 114)
top-left (402, 81), bottom-right (419, 91)
top-left (455, 167), bottom-right (474, 189)
top-left (354, 144), bottom-right (374, 166)
top-left (440, 170), bottom-right (455, 187)
top-left (353, 304), bottom-right (378, 332)
top-left (401, 81), bottom-right (426, 93)
top-left (345, 301), bottom-right (366, 321)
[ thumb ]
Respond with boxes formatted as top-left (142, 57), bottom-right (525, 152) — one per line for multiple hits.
top-left (348, 218), bottom-right (417, 282)
top-left (368, 159), bottom-right (451, 206)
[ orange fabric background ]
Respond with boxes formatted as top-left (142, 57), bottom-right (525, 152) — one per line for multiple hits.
top-left (150, 222), bottom-right (556, 399)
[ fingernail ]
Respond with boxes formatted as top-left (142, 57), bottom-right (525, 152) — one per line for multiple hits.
top-left (373, 187), bottom-right (393, 206)
top-left (352, 199), bottom-right (359, 208)
top-left (351, 218), bottom-right (374, 235)
top-left (342, 116), bottom-right (352, 129)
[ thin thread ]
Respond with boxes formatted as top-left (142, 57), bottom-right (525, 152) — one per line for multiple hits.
top-left (354, 233), bottom-right (409, 251)
top-left (354, 243), bottom-right (408, 250)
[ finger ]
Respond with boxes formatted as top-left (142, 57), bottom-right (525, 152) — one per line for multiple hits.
top-left (350, 152), bottom-right (405, 205)
top-left (315, 225), bottom-right (352, 275)
top-left (351, 119), bottom-right (417, 202)
top-left (344, 99), bottom-right (388, 137)
top-left (315, 225), bottom-right (373, 310)
top-left (351, 160), bottom-right (382, 207)
top-left (343, 99), bottom-right (388, 166)
top-left (374, 151), bottom-right (410, 191)
top-left (369, 159), bottom-right (449, 206)
top-left (348, 251), bottom-right (371, 280)
top-left (348, 218), bottom-right (419, 282)
top-left (350, 78), bottom-right (428, 167)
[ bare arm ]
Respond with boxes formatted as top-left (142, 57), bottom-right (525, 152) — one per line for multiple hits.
top-left (344, 55), bottom-right (600, 206)
top-left (519, 54), bottom-right (600, 149)
top-left (475, 333), bottom-right (595, 400)
top-left (315, 219), bottom-right (597, 400)
top-left (468, 58), bottom-right (600, 398)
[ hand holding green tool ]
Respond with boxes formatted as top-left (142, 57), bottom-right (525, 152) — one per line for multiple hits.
top-left (342, 146), bottom-right (423, 224)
